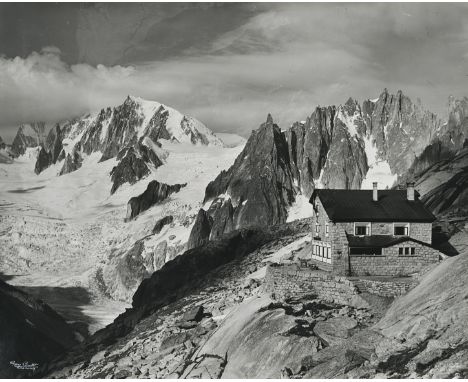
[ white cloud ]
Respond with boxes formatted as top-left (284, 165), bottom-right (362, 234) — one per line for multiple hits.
top-left (2, 3), bottom-right (468, 142)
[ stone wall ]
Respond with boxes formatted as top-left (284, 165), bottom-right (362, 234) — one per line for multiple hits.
top-left (349, 241), bottom-right (440, 276)
top-left (263, 264), bottom-right (421, 304)
top-left (262, 263), bottom-right (368, 308)
top-left (350, 278), bottom-right (417, 297)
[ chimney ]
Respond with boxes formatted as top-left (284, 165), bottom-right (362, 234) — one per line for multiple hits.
top-left (373, 182), bottom-right (378, 201)
top-left (407, 182), bottom-right (415, 201)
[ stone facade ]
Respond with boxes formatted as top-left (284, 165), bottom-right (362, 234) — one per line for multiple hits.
top-left (310, 196), bottom-right (440, 277)
top-left (349, 241), bottom-right (440, 276)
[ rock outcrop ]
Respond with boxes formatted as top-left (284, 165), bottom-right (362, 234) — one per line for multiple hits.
top-left (186, 209), bottom-right (213, 250)
top-left (110, 143), bottom-right (164, 195)
top-left (125, 180), bottom-right (186, 220)
top-left (0, 279), bottom-right (78, 378)
top-left (34, 147), bottom-right (53, 175)
top-left (152, 215), bottom-right (174, 234)
top-left (34, 125), bottom-right (64, 174)
top-left (0, 136), bottom-right (5, 150)
top-left (59, 150), bottom-right (83, 175)
top-left (10, 122), bottom-right (47, 157)
top-left (198, 114), bottom-right (297, 241)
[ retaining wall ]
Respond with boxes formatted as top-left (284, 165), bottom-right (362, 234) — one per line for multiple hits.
top-left (263, 264), bottom-right (418, 306)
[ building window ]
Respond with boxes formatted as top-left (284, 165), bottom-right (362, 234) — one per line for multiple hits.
top-left (315, 224), bottom-right (320, 234)
top-left (311, 241), bottom-right (331, 264)
top-left (325, 223), bottom-right (329, 236)
top-left (394, 223), bottom-right (409, 236)
top-left (354, 222), bottom-right (370, 236)
top-left (350, 247), bottom-right (382, 256)
top-left (398, 246), bottom-right (416, 256)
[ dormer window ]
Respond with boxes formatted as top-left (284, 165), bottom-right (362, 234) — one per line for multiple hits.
top-left (354, 222), bottom-right (370, 236)
top-left (394, 223), bottom-right (409, 236)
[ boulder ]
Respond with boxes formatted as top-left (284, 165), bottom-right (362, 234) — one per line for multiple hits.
top-left (182, 306), bottom-right (204, 322)
top-left (182, 354), bottom-right (226, 378)
top-left (313, 316), bottom-right (358, 346)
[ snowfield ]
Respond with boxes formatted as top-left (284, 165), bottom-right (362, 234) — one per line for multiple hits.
top-left (0, 141), bottom-right (243, 333)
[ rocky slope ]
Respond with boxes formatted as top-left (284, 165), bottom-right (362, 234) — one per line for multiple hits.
top-left (0, 279), bottom-right (79, 378)
top-left (40, 219), bottom-right (312, 378)
top-left (42, 217), bottom-right (468, 379)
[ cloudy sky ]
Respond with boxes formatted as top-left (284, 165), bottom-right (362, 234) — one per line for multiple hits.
top-left (1, 2), bottom-right (468, 141)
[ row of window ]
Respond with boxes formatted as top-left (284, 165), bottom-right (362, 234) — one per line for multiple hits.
top-left (312, 244), bottom-right (331, 259)
top-left (354, 222), bottom-right (409, 236)
top-left (349, 247), bottom-right (417, 256)
top-left (315, 223), bottom-right (329, 235)
top-left (315, 222), bottom-right (411, 237)
top-left (399, 247), bottom-right (416, 255)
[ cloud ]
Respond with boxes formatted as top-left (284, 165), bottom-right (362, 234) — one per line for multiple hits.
top-left (2, 3), bottom-right (468, 142)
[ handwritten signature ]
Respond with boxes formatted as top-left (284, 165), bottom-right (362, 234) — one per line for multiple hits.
top-left (9, 361), bottom-right (39, 370)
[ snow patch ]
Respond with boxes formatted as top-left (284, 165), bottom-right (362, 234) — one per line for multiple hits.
top-left (362, 135), bottom-right (397, 189)
top-left (337, 107), bottom-right (359, 138)
top-left (286, 194), bottom-right (313, 223)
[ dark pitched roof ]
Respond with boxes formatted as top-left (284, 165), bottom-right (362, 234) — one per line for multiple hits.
top-left (311, 189), bottom-right (436, 223)
top-left (346, 234), bottom-right (433, 248)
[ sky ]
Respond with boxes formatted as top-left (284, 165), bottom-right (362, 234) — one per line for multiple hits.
top-left (1, 2), bottom-right (468, 142)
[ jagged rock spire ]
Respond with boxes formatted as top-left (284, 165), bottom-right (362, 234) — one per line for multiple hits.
top-left (266, 113), bottom-right (274, 124)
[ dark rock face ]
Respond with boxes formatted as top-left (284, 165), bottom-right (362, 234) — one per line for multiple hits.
top-left (201, 115), bottom-right (296, 240)
top-left (10, 123), bottom-right (47, 157)
top-left (34, 147), bottom-right (53, 175)
top-left (0, 136), bottom-right (5, 150)
top-left (152, 215), bottom-right (174, 234)
top-left (403, 96), bottom-right (468, 182)
top-left (110, 143), bottom-right (164, 195)
top-left (187, 209), bottom-right (213, 250)
top-left (60, 150), bottom-right (83, 176)
top-left (365, 89), bottom-right (440, 175)
top-left (418, 149), bottom-right (468, 216)
top-left (0, 279), bottom-right (78, 378)
top-left (34, 125), bottom-right (64, 174)
top-left (126, 180), bottom-right (186, 220)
